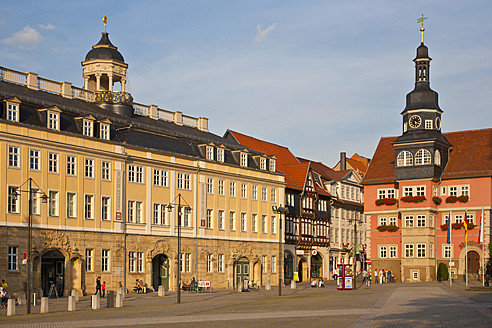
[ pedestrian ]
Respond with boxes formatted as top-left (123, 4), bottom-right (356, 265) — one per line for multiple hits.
top-left (56, 275), bottom-right (63, 296)
top-left (101, 281), bottom-right (106, 297)
top-left (362, 269), bottom-right (367, 283)
top-left (311, 279), bottom-right (317, 288)
top-left (366, 271), bottom-right (371, 287)
top-left (374, 269), bottom-right (379, 284)
top-left (379, 270), bottom-right (383, 284)
top-left (485, 262), bottom-right (492, 287)
top-left (0, 287), bottom-right (8, 307)
top-left (387, 269), bottom-right (392, 283)
top-left (1, 279), bottom-right (7, 290)
top-left (319, 278), bottom-right (325, 288)
top-left (95, 276), bottom-right (102, 296)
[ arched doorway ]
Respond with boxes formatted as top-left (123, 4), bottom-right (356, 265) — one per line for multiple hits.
top-left (311, 254), bottom-right (323, 278)
top-left (467, 251), bottom-right (480, 274)
top-left (41, 250), bottom-right (65, 297)
top-left (152, 254), bottom-right (170, 291)
top-left (236, 257), bottom-right (249, 287)
top-left (284, 252), bottom-right (293, 282)
top-left (298, 258), bottom-right (307, 282)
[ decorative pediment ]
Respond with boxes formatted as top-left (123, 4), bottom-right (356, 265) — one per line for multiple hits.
top-left (231, 242), bottom-right (253, 259)
top-left (43, 230), bottom-right (72, 254)
top-left (147, 239), bottom-right (172, 258)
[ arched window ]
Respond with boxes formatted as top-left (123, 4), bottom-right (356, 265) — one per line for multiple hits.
top-left (397, 151), bottom-right (413, 166)
top-left (434, 150), bottom-right (441, 166)
top-left (415, 149), bottom-right (432, 165)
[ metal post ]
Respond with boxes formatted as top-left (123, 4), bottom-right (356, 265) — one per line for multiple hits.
top-left (177, 195), bottom-right (181, 303)
top-left (27, 178), bottom-right (32, 314)
top-left (353, 217), bottom-right (357, 290)
top-left (278, 213), bottom-right (282, 296)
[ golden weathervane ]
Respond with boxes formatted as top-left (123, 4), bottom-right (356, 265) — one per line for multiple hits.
top-left (417, 14), bottom-right (428, 44)
top-left (103, 14), bottom-right (108, 33)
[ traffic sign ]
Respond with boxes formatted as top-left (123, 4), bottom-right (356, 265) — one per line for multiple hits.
top-left (366, 259), bottom-right (371, 264)
top-left (312, 250), bottom-right (318, 256)
top-left (23, 252), bottom-right (28, 260)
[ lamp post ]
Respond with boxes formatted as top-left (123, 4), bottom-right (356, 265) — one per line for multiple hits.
top-left (167, 194), bottom-right (191, 304)
top-left (10, 178), bottom-right (49, 314)
top-left (272, 205), bottom-right (288, 296)
top-left (350, 216), bottom-right (363, 290)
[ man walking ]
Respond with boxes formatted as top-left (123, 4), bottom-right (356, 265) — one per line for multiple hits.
top-left (485, 262), bottom-right (492, 287)
top-left (374, 269), bottom-right (379, 284)
top-left (95, 276), bottom-right (102, 295)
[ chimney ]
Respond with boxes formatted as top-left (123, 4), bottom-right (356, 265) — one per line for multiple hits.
top-left (340, 152), bottom-right (346, 171)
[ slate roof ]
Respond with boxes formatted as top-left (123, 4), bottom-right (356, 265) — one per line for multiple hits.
top-left (0, 80), bottom-right (277, 173)
top-left (363, 128), bottom-right (492, 184)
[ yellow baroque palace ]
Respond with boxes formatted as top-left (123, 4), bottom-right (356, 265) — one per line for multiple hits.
top-left (0, 26), bottom-right (284, 296)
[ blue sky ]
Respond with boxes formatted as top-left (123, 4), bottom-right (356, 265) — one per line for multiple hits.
top-left (1, 1), bottom-right (491, 166)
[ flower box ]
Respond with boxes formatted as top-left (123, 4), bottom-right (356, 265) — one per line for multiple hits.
top-left (457, 195), bottom-right (469, 203)
top-left (377, 224), bottom-right (399, 232)
top-left (432, 196), bottom-right (442, 205)
top-left (401, 195), bottom-right (426, 203)
top-left (375, 198), bottom-right (397, 206)
top-left (446, 196), bottom-right (458, 203)
top-left (440, 223), bottom-right (448, 231)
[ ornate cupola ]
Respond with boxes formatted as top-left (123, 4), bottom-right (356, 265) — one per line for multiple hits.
top-left (82, 15), bottom-right (133, 116)
top-left (392, 17), bottom-right (451, 181)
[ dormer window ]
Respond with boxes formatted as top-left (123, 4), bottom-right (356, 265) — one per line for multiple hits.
top-left (100, 123), bottom-right (110, 140)
top-left (240, 153), bottom-right (248, 167)
top-left (217, 148), bottom-right (224, 162)
top-left (83, 119), bottom-right (94, 137)
top-left (269, 159), bottom-right (276, 172)
top-left (206, 146), bottom-right (214, 161)
top-left (260, 158), bottom-right (267, 170)
top-left (48, 111), bottom-right (59, 130)
top-left (7, 103), bottom-right (19, 122)
top-left (403, 122), bottom-right (408, 133)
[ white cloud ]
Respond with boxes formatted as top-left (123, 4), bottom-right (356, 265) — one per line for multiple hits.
top-left (255, 23), bottom-right (277, 43)
top-left (2, 25), bottom-right (42, 46)
top-left (39, 24), bottom-right (55, 30)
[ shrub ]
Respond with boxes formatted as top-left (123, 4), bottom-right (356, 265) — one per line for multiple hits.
top-left (457, 195), bottom-right (469, 203)
top-left (440, 223), bottom-right (448, 231)
top-left (401, 195), bottom-right (426, 203)
top-left (437, 262), bottom-right (449, 281)
top-left (375, 198), bottom-right (398, 206)
top-left (432, 196), bottom-right (442, 205)
top-left (446, 196), bottom-right (458, 203)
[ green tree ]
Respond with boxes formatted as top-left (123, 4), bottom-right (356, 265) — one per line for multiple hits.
top-left (437, 262), bottom-right (449, 281)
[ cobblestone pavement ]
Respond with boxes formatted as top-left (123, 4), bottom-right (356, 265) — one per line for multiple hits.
top-left (1, 280), bottom-right (491, 327)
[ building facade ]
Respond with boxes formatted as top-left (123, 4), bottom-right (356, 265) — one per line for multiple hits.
top-left (363, 28), bottom-right (492, 282)
top-left (0, 27), bottom-right (285, 296)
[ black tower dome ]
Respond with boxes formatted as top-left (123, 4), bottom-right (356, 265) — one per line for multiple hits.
top-left (85, 32), bottom-right (125, 63)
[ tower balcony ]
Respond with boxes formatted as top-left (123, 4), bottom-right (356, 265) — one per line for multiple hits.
top-left (94, 90), bottom-right (133, 105)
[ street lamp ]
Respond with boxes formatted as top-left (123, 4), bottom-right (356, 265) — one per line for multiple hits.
top-left (166, 194), bottom-right (192, 304)
top-left (10, 178), bottom-right (49, 314)
top-left (272, 205), bottom-right (288, 296)
top-left (349, 216), bottom-right (363, 290)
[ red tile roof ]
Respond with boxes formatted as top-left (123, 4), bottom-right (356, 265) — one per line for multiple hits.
top-left (363, 128), bottom-right (492, 184)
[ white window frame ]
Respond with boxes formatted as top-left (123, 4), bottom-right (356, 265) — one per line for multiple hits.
top-left (389, 246), bottom-right (397, 258)
top-left (8, 145), bottom-right (20, 168)
top-left (417, 215), bottom-right (426, 227)
top-left (271, 215), bottom-right (276, 234)
top-left (67, 155), bottom-right (77, 176)
top-left (269, 159), bottom-right (276, 172)
top-left (101, 196), bottom-right (110, 221)
top-left (379, 217), bottom-right (387, 226)
top-left (84, 194), bottom-right (94, 220)
top-left (153, 169), bottom-right (168, 187)
top-left (218, 180), bottom-right (225, 196)
top-left (405, 215), bottom-right (414, 228)
top-left (129, 252), bottom-right (136, 272)
top-left (405, 244), bottom-right (414, 258)
top-left (101, 161), bottom-right (111, 181)
top-left (252, 214), bottom-right (258, 233)
top-left (217, 148), bottom-right (224, 162)
top-left (207, 254), bottom-right (213, 273)
top-left (206, 209), bottom-right (213, 229)
top-left (379, 246), bottom-right (387, 258)
top-left (207, 178), bottom-right (214, 194)
top-left (67, 192), bottom-right (76, 218)
top-left (417, 243), bottom-right (426, 258)
top-left (8, 186), bottom-right (19, 213)
top-left (206, 146), bottom-right (214, 160)
top-left (229, 181), bottom-right (236, 197)
top-left (102, 249), bottom-right (110, 272)
top-left (85, 158), bottom-right (94, 178)
top-left (48, 111), bottom-right (59, 130)
top-left (85, 249), bottom-right (93, 271)
top-left (260, 157), bottom-right (267, 170)
top-left (48, 152), bottom-right (59, 173)
top-left (229, 211), bottom-right (236, 231)
top-left (7, 103), bottom-right (19, 122)
top-left (83, 119), bottom-right (93, 137)
top-left (425, 119), bottom-right (432, 129)
top-left (252, 185), bottom-right (258, 200)
top-left (240, 153), bottom-right (248, 167)
top-left (443, 245), bottom-right (452, 258)
top-left (240, 213), bottom-right (247, 232)
top-left (177, 172), bottom-right (191, 190)
top-left (8, 246), bottom-right (18, 271)
top-left (30, 149), bottom-right (40, 171)
top-left (271, 256), bottom-right (277, 273)
top-left (241, 183), bottom-right (247, 199)
top-left (218, 254), bottom-right (224, 272)
top-left (48, 190), bottom-right (59, 217)
top-left (137, 252), bottom-right (144, 272)
top-left (397, 151), bottom-right (413, 166)
top-left (100, 123), bottom-right (110, 140)
top-left (218, 210), bottom-right (224, 230)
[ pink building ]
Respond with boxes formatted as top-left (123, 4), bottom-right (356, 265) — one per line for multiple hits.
top-left (363, 29), bottom-right (492, 282)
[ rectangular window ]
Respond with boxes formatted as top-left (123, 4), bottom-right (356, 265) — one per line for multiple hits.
top-left (377, 189), bottom-right (386, 199)
top-left (101, 196), bottom-right (110, 221)
top-left (229, 211), bottom-right (236, 231)
top-left (240, 153), bottom-right (248, 167)
top-left (240, 213), bottom-right (247, 232)
top-left (416, 186), bottom-right (426, 196)
top-left (129, 252), bottom-right (135, 272)
top-left (48, 191), bottom-right (59, 216)
top-left (262, 255), bottom-right (267, 273)
top-left (443, 245), bottom-right (452, 258)
top-left (389, 217), bottom-right (397, 226)
top-left (207, 254), bottom-right (213, 272)
top-left (454, 215), bottom-right (463, 224)
top-left (389, 246), bottom-right (397, 258)
top-left (241, 183), bottom-right (247, 198)
top-left (7, 103), bottom-right (19, 122)
top-left (137, 252), bottom-right (144, 272)
top-left (102, 161), bottom-right (111, 181)
top-left (30, 149), bottom-right (40, 170)
top-left (206, 209), bottom-right (213, 229)
top-left (85, 249), bottom-right (93, 271)
top-left (252, 185), bottom-right (258, 200)
top-left (271, 216), bottom-right (276, 234)
top-left (252, 214), bottom-right (257, 233)
top-left (8, 246), bottom-right (18, 271)
top-left (461, 186), bottom-right (469, 197)
top-left (67, 155), bottom-right (76, 176)
top-left (466, 213), bottom-right (475, 224)
top-left (218, 254), bottom-right (224, 272)
top-left (8, 146), bottom-right (20, 168)
top-left (84, 195), bottom-right (94, 219)
top-left (48, 152), bottom-right (59, 173)
top-left (85, 158), bottom-right (94, 178)
top-left (405, 244), bottom-right (414, 258)
top-left (218, 210), bottom-right (224, 230)
top-left (177, 173), bottom-right (191, 190)
top-left (102, 249), bottom-right (110, 272)
top-left (417, 244), bottom-right (426, 258)
top-left (262, 215), bottom-right (267, 233)
top-left (217, 148), bottom-right (224, 162)
top-left (153, 169), bottom-right (168, 187)
top-left (100, 124), bottom-right (110, 140)
top-left (269, 159), bottom-right (276, 172)
top-left (417, 215), bottom-right (426, 227)
top-left (207, 178), bottom-right (214, 194)
top-left (271, 256), bottom-right (277, 273)
top-left (128, 165), bottom-right (144, 183)
top-left (379, 246), bottom-right (387, 258)
top-left (181, 207), bottom-right (190, 227)
top-left (270, 188), bottom-right (276, 202)
top-left (449, 186), bottom-right (458, 196)
top-left (83, 120), bottom-right (93, 137)
top-left (206, 146), bottom-right (214, 160)
top-left (379, 217), bottom-right (387, 226)
top-left (229, 181), bottom-right (236, 197)
top-left (30, 189), bottom-right (40, 215)
top-left (8, 186), bottom-right (19, 213)
top-left (403, 187), bottom-right (413, 196)
top-left (128, 201), bottom-right (143, 223)
top-left (262, 187), bottom-right (267, 201)
top-left (218, 180), bottom-right (225, 196)
top-left (48, 111), bottom-right (59, 130)
top-left (184, 253), bottom-right (191, 272)
top-left (66, 192), bottom-right (76, 218)
top-left (405, 215), bottom-right (414, 228)
top-left (425, 119), bottom-right (433, 129)
top-left (260, 157), bottom-right (267, 170)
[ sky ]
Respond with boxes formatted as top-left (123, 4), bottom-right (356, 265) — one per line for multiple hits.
top-left (1, 0), bottom-right (491, 167)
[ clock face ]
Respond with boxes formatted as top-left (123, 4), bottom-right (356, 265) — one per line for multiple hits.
top-left (435, 117), bottom-right (441, 130)
top-left (409, 115), bottom-right (422, 128)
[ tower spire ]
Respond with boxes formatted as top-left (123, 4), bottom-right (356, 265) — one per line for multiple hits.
top-left (417, 14), bottom-right (428, 44)
top-left (103, 14), bottom-right (108, 33)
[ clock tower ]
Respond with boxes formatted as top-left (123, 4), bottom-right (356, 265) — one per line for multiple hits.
top-left (393, 26), bottom-right (451, 181)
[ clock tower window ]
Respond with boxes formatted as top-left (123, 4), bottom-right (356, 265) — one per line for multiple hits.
top-left (397, 151), bottom-right (413, 167)
top-left (415, 149), bottom-right (431, 165)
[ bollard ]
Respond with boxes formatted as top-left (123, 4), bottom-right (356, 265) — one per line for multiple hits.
top-left (158, 285), bottom-right (165, 297)
top-left (115, 293), bottom-right (123, 308)
top-left (33, 292), bottom-right (37, 306)
top-left (291, 280), bottom-right (297, 289)
top-left (91, 295), bottom-right (101, 310)
top-left (106, 291), bottom-right (115, 308)
top-left (265, 281), bottom-right (271, 291)
top-left (71, 289), bottom-right (80, 302)
top-left (7, 298), bottom-right (16, 316)
top-left (17, 292), bottom-right (26, 305)
top-left (117, 287), bottom-right (125, 299)
top-left (40, 297), bottom-right (49, 314)
top-left (68, 296), bottom-right (76, 312)
top-left (237, 284), bottom-right (243, 292)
